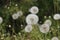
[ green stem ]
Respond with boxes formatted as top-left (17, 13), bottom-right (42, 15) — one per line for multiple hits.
top-left (57, 21), bottom-right (59, 36)
top-left (44, 34), bottom-right (46, 40)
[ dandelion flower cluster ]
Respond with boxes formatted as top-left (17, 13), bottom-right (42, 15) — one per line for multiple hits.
top-left (12, 11), bottom-right (23, 20)
top-left (25, 6), bottom-right (39, 33)
top-left (39, 19), bottom-right (52, 33)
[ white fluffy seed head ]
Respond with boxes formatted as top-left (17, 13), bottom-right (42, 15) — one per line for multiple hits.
top-left (1, 37), bottom-right (4, 39)
top-left (53, 14), bottom-right (60, 20)
top-left (17, 11), bottom-right (23, 17)
top-left (12, 13), bottom-right (19, 20)
top-left (15, 4), bottom-right (18, 6)
top-left (29, 6), bottom-right (39, 14)
top-left (44, 16), bottom-right (47, 19)
top-left (9, 25), bottom-right (11, 28)
top-left (26, 14), bottom-right (39, 25)
top-left (39, 24), bottom-right (50, 33)
top-left (8, 7), bottom-right (10, 9)
top-left (0, 17), bottom-right (3, 24)
top-left (44, 19), bottom-right (52, 26)
top-left (51, 37), bottom-right (59, 40)
top-left (49, 16), bottom-right (51, 18)
top-left (25, 25), bottom-right (32, 33)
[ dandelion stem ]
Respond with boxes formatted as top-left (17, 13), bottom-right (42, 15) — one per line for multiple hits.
top-left (57, 21), bottom-right (59, 37)
top-left (44, 34), bottom-right (46, 40)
